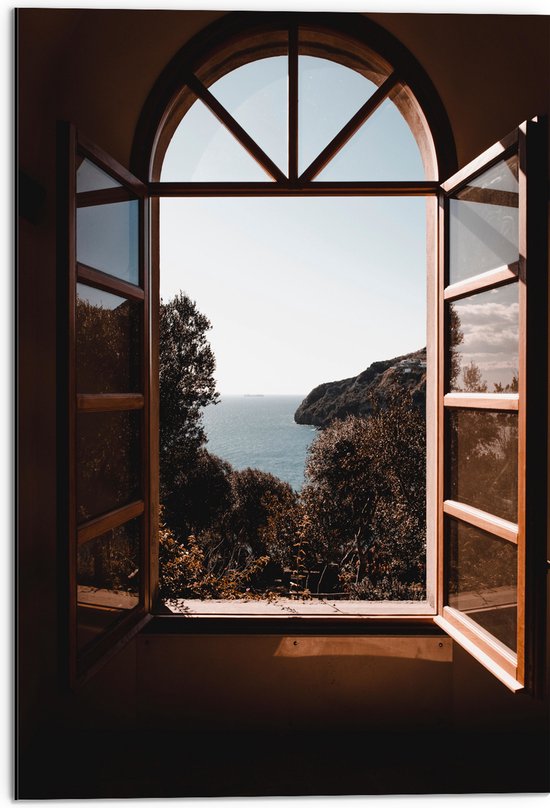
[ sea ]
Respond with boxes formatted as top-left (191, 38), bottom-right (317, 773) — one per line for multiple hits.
top-left (201, 394), bottom-right (317, 491)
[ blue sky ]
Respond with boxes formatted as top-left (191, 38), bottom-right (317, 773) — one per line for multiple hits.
top-left (160, 55), bottom-right (427, 395)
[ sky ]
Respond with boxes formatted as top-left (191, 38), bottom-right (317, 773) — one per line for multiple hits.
top-left (160, 54), bottom-right (428, 396)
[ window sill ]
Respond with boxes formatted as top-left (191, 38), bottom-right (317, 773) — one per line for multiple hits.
top-left (147, 600), bottom-right (442, 636)
top-left (159, 597), bottom-right (436, 618)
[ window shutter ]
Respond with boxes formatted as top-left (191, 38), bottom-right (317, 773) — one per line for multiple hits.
top-left (59, 123), bottom-right (153, 686)
top-left (435, 119), bottom-right (547, 693)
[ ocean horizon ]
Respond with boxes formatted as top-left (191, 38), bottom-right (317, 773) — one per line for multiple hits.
top-left (202, 394), bottom-right (317, 491)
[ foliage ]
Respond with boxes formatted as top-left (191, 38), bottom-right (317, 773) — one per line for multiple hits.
top-left (158, 395), bottom-right (428, 601)
top-left (76, 294), bottom-right (140, 393)
top-left (191, 467), bottom-right (298, 592)
top-left (78, 523), bottom-right (139, 595)
top-left (448, 304), bottom-right (464, 389)
top-left (157, 290), bottom-right (428, 602)
top-left (163, 449), bottom-right (233, 538)
top-left (494, 375), bottom-right (518, 393)
top-left (448, 356), bottom-right (518, 521)
top-left (159, 292), bottom-right (219, 500)
top-left (300, 395), bottom-right (426, 599)
top-left (76, 296), bottom-right (141, 523)
top-left (462, 360), bottom-right (488, 393)
top-left (158, 514), bottom-right (270, 600)
top-left (225, 468), bottom-right (297, 558)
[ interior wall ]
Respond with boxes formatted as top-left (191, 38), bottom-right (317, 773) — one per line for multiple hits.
top-left (17, 8), bottom-right (550, 795)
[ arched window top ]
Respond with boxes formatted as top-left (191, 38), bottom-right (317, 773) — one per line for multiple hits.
top-left (139, 14), bottom-right (456, 184)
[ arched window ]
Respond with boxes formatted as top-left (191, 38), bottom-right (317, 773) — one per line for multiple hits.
top-left (147, 17), bottom-right (447, 617)
top-left (144, 17), bottom-right (453, 184)
top-left (65, 12), bottom-right (545, 694)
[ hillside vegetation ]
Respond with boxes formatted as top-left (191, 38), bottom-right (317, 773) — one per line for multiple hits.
top-left (295, 348), bottom-right (426, 428)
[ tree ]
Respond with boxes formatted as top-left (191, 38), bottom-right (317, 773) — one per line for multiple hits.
top-left (462, 360), bottom-right (488, 393)
top-left (199, 468), bottom-right (298, 587)
top-left (300, 394), bottom-right (426, 599)
top-left (448, 304), bottom-right (464, 389)
top-left (76, 296), bottom-right (140, 523)
top-left (159, 292), bottom-right (219, 500)
top-left (162, 448), bottom-right (233, 538)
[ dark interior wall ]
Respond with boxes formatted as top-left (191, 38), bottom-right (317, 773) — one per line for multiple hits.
top-left (17, 9), bottom-right (550, 797)
top-left (369, 12), bottom-right (550, 169)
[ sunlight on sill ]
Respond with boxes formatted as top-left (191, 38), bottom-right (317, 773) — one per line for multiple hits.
top-left (162, 598), bottom-right (436, 617)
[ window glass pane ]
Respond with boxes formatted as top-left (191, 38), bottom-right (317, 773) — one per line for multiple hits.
top-left (209, 56), bottom-right (288, 176)
top-left (298, 55), bottom-right (379, 175)
top-left (447, 517), bottom-right (517, 652)
top-left (316, 94), bottom-right (425, 181)
top-left (77, 517), bottom-right (141, 651)
top-left (77, 157), bottom-right (121, 193)
top-left (447, 283), bottom-right (519, 393)
top-left (448, 410), bottom-right (518, 522)
top-left (449, 154), bottom-right (519, 285)
top-left (77, 198), bottom-right (139, 284)
top-left (77, 410), bottom-right (141, 524)
top-left (161, 98), bottom-right (271, 182)
top-left (76, 284), bottom-right (141, 393)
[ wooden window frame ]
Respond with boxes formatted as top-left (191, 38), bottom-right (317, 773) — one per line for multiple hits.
top-left (59, 13), bottom-right (546, 694)
top-left (143, 17), bottom-right (450, 623)
top-left (434, 120), bottom-right (548, 694)
top-left (60, 125), bottom-right (153, 687)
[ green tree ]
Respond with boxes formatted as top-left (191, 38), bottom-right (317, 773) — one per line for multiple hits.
top-left (462, 360), bottom-right (488, 393)
top-left (159, 292), bottom-right (219, 500)
top-left (301, 394), bottom-right (426, 599)
top-left (199, 468), bottom-right (297, 588)
top-left (163, 448), bottom-right (233, 538)
top-left (448, 304), bottom-right (464, 389)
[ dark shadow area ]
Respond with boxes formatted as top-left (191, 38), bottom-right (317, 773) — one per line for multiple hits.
top-left (19, 727), bottom-right (549, 798)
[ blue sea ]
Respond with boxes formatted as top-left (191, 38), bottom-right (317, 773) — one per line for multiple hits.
top-left (202, 395), bottom-right (317, 491)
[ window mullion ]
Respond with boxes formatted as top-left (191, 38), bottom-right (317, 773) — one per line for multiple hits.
top-left (184, 72), bottom-right (287, 183)
top-left (298, 72), bottom-right (400, 183)
top-left (288, 22), bottom-right (298, 182)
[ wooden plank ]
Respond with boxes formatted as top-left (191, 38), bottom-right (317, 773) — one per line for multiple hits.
top-left (78, 132), bottom-right (147, 196)
top-left (299, 72), bottom-right (400, 182)
top-left (77, 614), bottom-right (152, 687)
top-left (149, 196), bottom-right (160, 610)
top-left (77, 263), bottom-right (145, 301)
top-left (288, 23), bottom-right (298, 182)
top-left (443, 500), bottom-right (518, 544)
top-left (520, 117), bottom-right (548, 697)
top-left (77, 393), bottom-right (144, 412)
top-left (437, 193), bottom-right (446, 615)
top-left (435, 612), bottom-right (521, 692)
top-left (185, 72), bottom-right (287, 183)
top-left (425, 195), bottom-right (438, 610)
top-left (441, 128), bottom-right (519, 194)
top-left (154, 602), bottom-right (438, 618)
top-left (149, 180), bottom-right (440, 197)
top-left (443, 392), bottom-right (518, 410)
top-left (64, 121), bottom-right (78, 688)
top-left (443, 263), bottom-right (519, 302)
top-left (141, 192), bottom-right (151, 612)
top-left (77, 500), bottom-right (145, 546)
top-left (76, 187), bottom-right (134, 208)
top-left (455, 185), bottom-right (518, 208)
top-left (516, 124), bottom-right (527, 686)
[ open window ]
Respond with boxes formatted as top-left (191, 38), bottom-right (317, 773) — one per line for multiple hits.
top-left (60, 126), bottom-right (153, 685)
top-left (60, 17), bottom-right (546, 693)
top-left (150, 22), bottom-right (440, 617)
top-left (435, 120), bottom-right (547, 693)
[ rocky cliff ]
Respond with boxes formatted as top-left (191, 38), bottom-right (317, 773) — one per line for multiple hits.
top-left (294, 348), bottom-right (426, 428)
